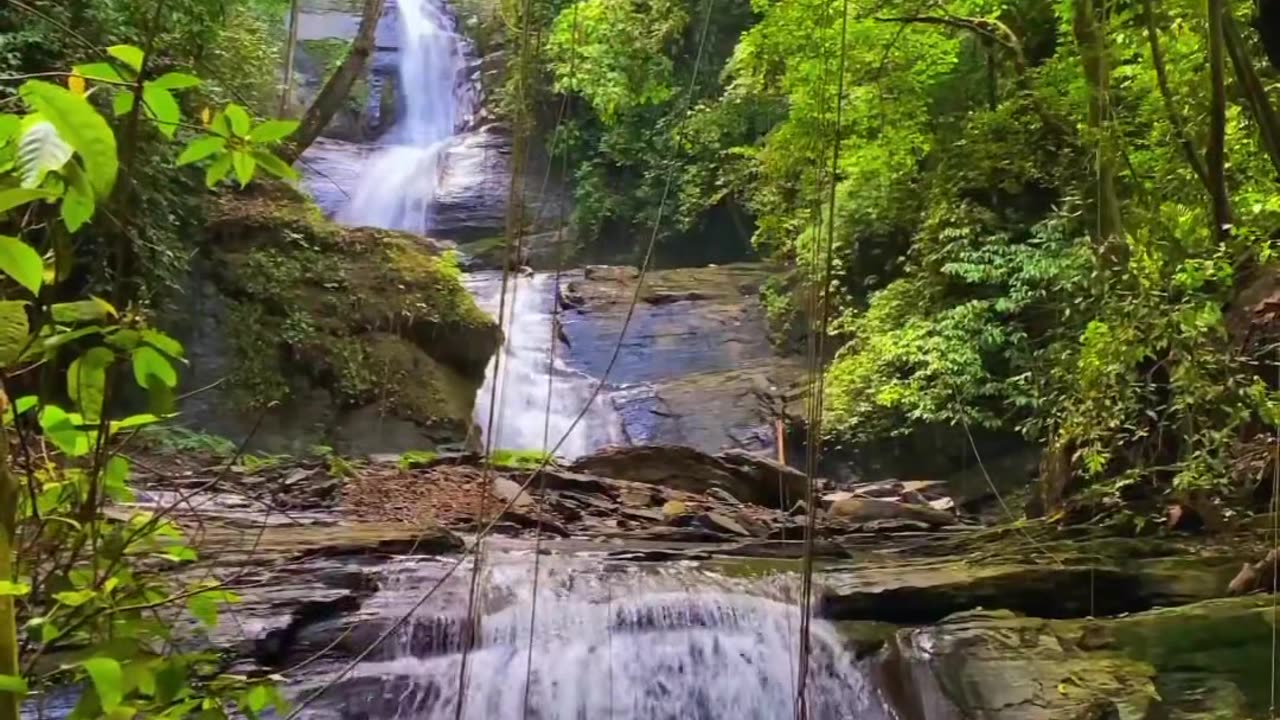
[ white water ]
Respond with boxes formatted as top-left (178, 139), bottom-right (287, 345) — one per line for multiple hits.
top-left (334, 0), bottom-right (619, 457)
top-left (336, 0), bottom-right (474, 233)
top-left (467, 273), bottom-right (622, 458)
top-left (310, 555), bottom-right (889, 719)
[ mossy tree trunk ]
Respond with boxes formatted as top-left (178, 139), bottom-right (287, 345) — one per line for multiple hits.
top-left (1072, 0), bottom-right (1123, 248)
top-left (281, 0), bottom-right (386, 163)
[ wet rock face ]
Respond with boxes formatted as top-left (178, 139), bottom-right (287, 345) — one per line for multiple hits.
top-left (179, 183), bottom-right (500, 454)
top-left (556, 264), bottom-right (804, 454)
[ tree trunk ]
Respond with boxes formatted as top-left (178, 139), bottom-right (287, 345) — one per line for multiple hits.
top-left (279, 0), bottom-right (302, 118)
top-left (280, 0), bottom-right (386, 163)
top-left (1072, 0), bottom-right (1123, 245)
top-left (1207, 0), bottom-right (1231, 240)
top-left (1143, 0), bottom-right (1210, 190)
top-left (1224, 14), bottom-right (1280, 179)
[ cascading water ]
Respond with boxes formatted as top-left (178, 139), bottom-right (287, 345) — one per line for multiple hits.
top-left (334, 0), bottom-right (619, 457)
top-left (303, 554), bottom-right (892, 719)
top-left (336, 0), bottom-right (473, 233)
top-left (466, 272), bottom-right (621, 458)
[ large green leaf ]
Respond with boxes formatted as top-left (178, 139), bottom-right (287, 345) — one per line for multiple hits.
top-left (224, 104), bottom-right (251, 137)
top-left (82, 657), bottom-right (124, 711)
top-left (73, 63), bottom-right (124, 84)
top-left (0, 188), bottom-right (57, 216)
top-left (250, 149), bottom-right (298, 182)
top-left (0, 674), bottom-right (27, 695)
top-left (141, 329), bottom-right (184, 358)
top-left (51, 297), bottom-right (116, 322)
top-left (19, 81), bottom-right (119, 198)
top-left (68, 346), bottom-right (113, 422)
top-left (112, 93), bottom-right (134, 117)
top-left (0, 114), bottom-right (19, 143)
top-left (205, 152), bottom-right (232, 187)
top-left (231, 150), bottom-right (256, 187)
top-left (0, 235), bottom-right (44, 296)
top-left (60, 160), bottom-right (95, 232)
top-left (141, 85), bottom-right (180, 138)
top-left (17, 118), bottom-right (72, 188)
top-left (0, 302), bottom-right (28, 365)
top-left (132, 346), bottom-right (177, 388)
top-left (247, 119), bottom-right (299, 143)
top-left (106, 45), bottom-right (144, 73)
top-left (149, 72), bottom-right (200, 90)
top-left (39, 405), bottom-right (91, 456)
top-left (176, 136), bottom-right (226, 166)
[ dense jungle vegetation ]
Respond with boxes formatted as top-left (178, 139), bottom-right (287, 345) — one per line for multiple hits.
top-left (516, 0), bottom-right (1280, 512)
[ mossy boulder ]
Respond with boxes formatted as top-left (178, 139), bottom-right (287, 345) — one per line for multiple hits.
top-left (200, 184), bottom-right (499, 451)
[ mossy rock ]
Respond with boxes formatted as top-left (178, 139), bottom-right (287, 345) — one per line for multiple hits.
top-left (202, 184), bottom-right (500, 449)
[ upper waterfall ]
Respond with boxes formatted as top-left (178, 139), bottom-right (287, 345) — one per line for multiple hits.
top-left (336, 0), bottom-right (474, 232)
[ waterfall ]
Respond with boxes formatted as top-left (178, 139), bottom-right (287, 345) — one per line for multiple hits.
top-left (466, 272), bottom-right (621, 458)
top-left (304, 556), bottom-right (891, 719)
top-left (336, 0), bottom-right (473, 233)
top-left (334, 0), bottom-right (619, 457)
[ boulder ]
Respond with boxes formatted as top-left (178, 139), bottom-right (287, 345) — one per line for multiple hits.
top-left (567, 445), bottom-right (806, 508)
top-left (185, 183), bottom-right (501, 454)
top-left (827, 497), bottom-right (955, 527)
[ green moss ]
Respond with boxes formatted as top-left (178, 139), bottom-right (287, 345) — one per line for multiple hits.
top-left (206, 184), bottom-right (500, 442)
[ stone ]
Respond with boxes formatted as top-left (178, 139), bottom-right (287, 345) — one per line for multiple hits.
top-left (619, 489), bottom-right (656, 507)
top-left (491, 477), bottom-right (534, 509)
top-left (568, 445), bottom-right (806, 508)
top-left (621, 507), bottom-right (666, 523)
top-left (707, 487), bottom-right (742, 504)
top-left (694, 512), bottom-right (753, 537)
top-left (828, 497), bottom-right (955, 527)
top-left (583, 265), bottom-right (639, 281)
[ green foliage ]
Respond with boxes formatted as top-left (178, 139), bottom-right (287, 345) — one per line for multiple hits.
top-left (398, 449), bottom-right (440, 470)
top-left (135, 425), bottom-right (237, 457)
top-left (489, 449), bottom-right (554, 469)
top-left (0, 47), bottom-right (289, 720)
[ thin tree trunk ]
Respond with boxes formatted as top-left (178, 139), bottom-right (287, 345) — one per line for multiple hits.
top-left (280, 0), bottom-right (386, 163)
top-left (279, 0), bottom-right (302, 118)
top-left (0, 427), bottom-right (20, 720)
top-left (1072, 0), bottom-right (1123, 244)
top-left (1224, 14), bottom-right (1280, 179)
top-left (1207, 0), bottom-right (1231, 240)
top-left (1143, 0), bottom-right (1210, 190)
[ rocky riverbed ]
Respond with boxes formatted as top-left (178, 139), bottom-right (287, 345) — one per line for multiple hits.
top-left (128, 442), bottom-right (1278, 719)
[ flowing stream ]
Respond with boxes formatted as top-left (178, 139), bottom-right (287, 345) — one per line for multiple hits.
top-left (334, 0), bottom-right (618, 458)
top-left (312, 1), bottom-right (876, 716)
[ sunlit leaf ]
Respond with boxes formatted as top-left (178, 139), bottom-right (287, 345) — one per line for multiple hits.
top-left (0, 674), bottom-right (27, 696)
top-left (51, 297), bottom-right (116, 322)
top-left (205, 152), bottom-right (232, 187)
top-left (132, 345), bottom-right (177, 388)
top-left (0, 235), bottom-right (44, 295)
top-left (19, 80), bottom-right (118, 198)
top-left (73, 63), bottom-right (124, 84)
top-left (0, 301), bottom-right (30, 365)
top-left (223, 104), bottom-right (251, 137)
top-left (150, 72), bottom-right (201, 90)
top-left (141, 85), bottom-right (180, 138)
top-left (231, 150), bottom-right (256, 187)
top-left (250, 149), bottom-right (298, 182)
top-left (142, 329), bottom-right (184, 358)
top-left (60, 160), bottom-right (96, 232)
top-left (0, 581), bottom-right (30, 597)
top-left (0, 188), bottom-right (57, 216)
top-left (113, 93), bottom-right (134, 117)
top-left (39, 405), bottom-right (92, 456)
top-left (176, 136), bottom-right (226, 166)
top-left (82, 657), bottom-right (124, 710)
top-left (247, 120), bottom-right (299, 143)
top-left (106, 45), bottom-right (145, 72)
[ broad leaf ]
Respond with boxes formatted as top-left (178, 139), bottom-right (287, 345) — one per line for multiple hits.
top-left (248, 119), bottom-right (299, 143)
top-left (0, 581), bottom-right (30, 596)
top-left (224, 103), bottom-right (251, 137)
top-left (106, 45), bottom-right (144, 72)
top-left (19, 81), bottom-right (119, 198)
top-left (0, 235), bottom-right (44, 295)
top-left (187, 593), bottom-right (218, 627)
top-left (51, 297), bottom-right (116, 322)
top-left (0, 674), bottom-right (27, 695)
top-left (103, 455), bottom-right (132, 502)
top-left (60, 160), bottom-right (96, 232)
top-left (205, 152), bottom-right (232, 187)
top-left (141, 85), bottom-right (180, 138)
top-left (231, 150), bottom-right (256, 187)
top-left (39, 405), bottom-right (91, 456)
top-left (17, 119), bottom-right (72, 188)
top-left (251, 149), bottom-right (298, 182)
top-left (0, 301), bottom-right (29, 365)
top-left (82, 657), bottom-right (124, 711)
top-left (54, 589), bottom-right (95, 607)
top-left (176, 135), bottom-right (226, 166)
top-left (150, 72), bottom-right (200, 90)
top-left (132, 346), bottom-right (177, 388)
top-left (0, 114), bottom-right (19, 143)
top-left (112, 93), bottom-right (134, 117)
top-left (142, 329), bottom-right (184, 358)
top-left (0, 187), bottom-right (57, 215)
top-left (69, 346), bottom-right (113, 422)
top-left (73, 63), bottom-right (124, 84)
